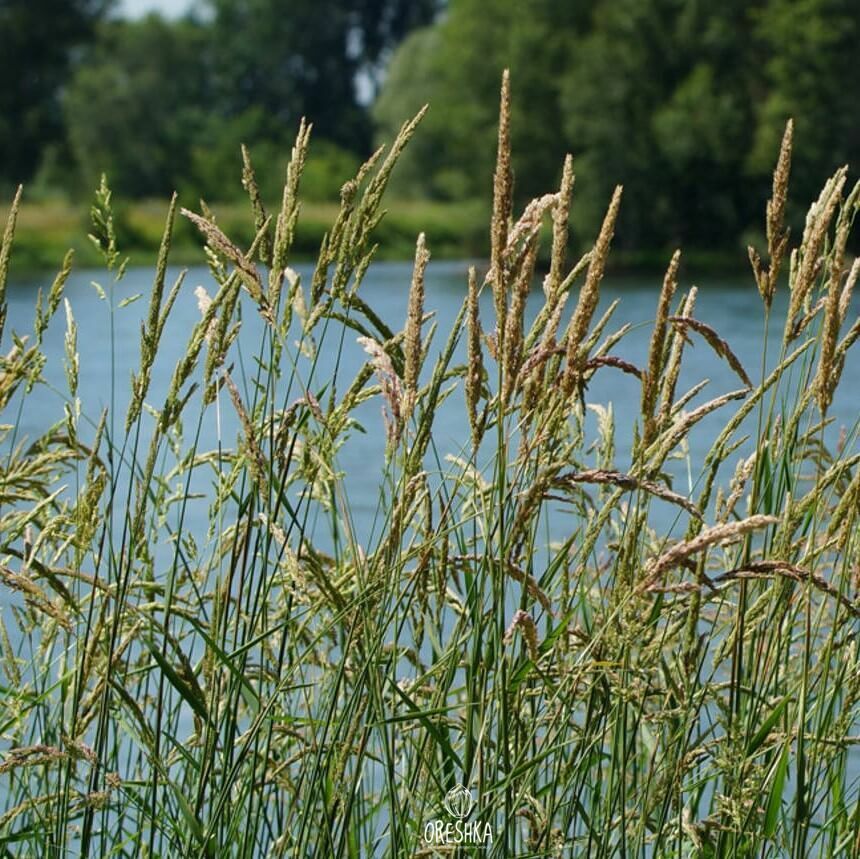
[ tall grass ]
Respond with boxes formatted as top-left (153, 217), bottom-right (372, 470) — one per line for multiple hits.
top-left (0, 75), bottom-right (858, 858)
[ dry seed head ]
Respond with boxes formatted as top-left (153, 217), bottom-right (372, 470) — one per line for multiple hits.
top-left (748, 245), bottom-right (765, 301)
top-left (768, 119), bottom-right (793, 251)
top-left (668, 315), bottom-right (752, 388)
top-left (816, 291), bottom-right (842, 417)
top-left (719, 453), bottom-right (756, 522)
top-left (786, 167), bottom-right (847, 339)
top-left (761, 119), bottom-right (794, 307)
top-left (0, 745), bottom-right (67, 776)
top-left (563, 468), bottom-right (701, 519)
top-left (789, 295), bottom-right (826, 340)
top-left (642, 250), bottom-right (681, 444)
top-left (839, 257), bottom-right (858, 323)
top-left (358, 336), bottom-right (403, 446)
top-left (642, 514), bottom-right (778, 586)
top-left (506, 194), bottom-right (557, 256)
top-left (816, 294), bottom-right (841, 416)
top-left (520, 343), bottom-right (566, 416)
top-left (503, 237), bottom-right (539, 401)
top-left (403, 232), bottom-right (429, 419)
top-left (490, 70), bottom-right (513, 351)
top-left (816, 182), bottom-right (858, 413)
top-left (563, 185), bottom-right (622, 393)
top-left (182, 207), bottom-right (272, 323)
top-left (518, 343), bottom-right (564, 382)
top-left (657, 286), bottom-right (697, 432)
top-left (583, 354), bottom-right (642, 380)
top-left (715, 563), bottom-right (860, 619)
top-left (504, 609), bottom-right (541, 663)
top-left (466, 267), bottom-right (483, 445)
top-left (545, 154), bottom-right (575, 300)
top-left (505, 561), bottom-right (553, 613)
top-left (63, 735), bottom-right (97, 765)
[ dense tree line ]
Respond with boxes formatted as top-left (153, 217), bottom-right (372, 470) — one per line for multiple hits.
top-left (1, 0), bottom-right (438, 201)
top-left (1, 0), bottom-right (857, 253)
top-left (375, 0), bottom-right (860, 251)
top-left (0, 0), bottom-right (108, 186)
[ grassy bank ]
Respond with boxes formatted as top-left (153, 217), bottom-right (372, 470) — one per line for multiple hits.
top-left (9, 196), bottom-right (757, 278)
top-left (0, 81), bottom-right (858, 858)
top-left (8, 196), bottom-right (490, 272)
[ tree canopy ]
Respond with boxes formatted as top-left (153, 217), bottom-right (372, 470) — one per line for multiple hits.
top-left (0, 0), bottom-right (108, 185)
top-left (1, 0), bottom-right (439, 198)
top-left (1, 0), bottom-right (857, 256)
top-left (375, 0), bottom-right (860, 252)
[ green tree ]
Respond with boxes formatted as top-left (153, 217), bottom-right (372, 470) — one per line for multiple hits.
top-left (371, 27), bottom-right (441, 196)
top-left (376, 0), bottom-right (586, 202)
top-left (376, 0), bottom-right (859, 254)
top-left (349, 0), bottom-right (442, 96)
top-left (64, 15), bottom-right (211, 198)
top-left (0, 0), bottom-right (108, 188)
top-left (752, 0), bottom-right (860, 212)
top-left (562, 0), bottom-right (765, 249)
top-left (207, 0), bottom-right (439, 153)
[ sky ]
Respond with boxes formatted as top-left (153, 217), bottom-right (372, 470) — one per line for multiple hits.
top-left (120, 0), bottom-right (193, 17)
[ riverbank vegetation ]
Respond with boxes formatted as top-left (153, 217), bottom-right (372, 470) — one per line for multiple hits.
top-left (4, 1), bottom-right (859, 263)
top-left (0, 76), bottom-right (858, 857)
top-left (7, 197), bottom-right (490, 271)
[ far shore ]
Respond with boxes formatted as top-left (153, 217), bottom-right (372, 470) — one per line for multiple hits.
top-left (6, 197), bottom-right (756, 278)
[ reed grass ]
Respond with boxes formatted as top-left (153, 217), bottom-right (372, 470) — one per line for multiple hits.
top-left (0, 74), bottom-right (858, 858)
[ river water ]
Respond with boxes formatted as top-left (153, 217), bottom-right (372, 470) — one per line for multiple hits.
top-left (6, 260), bottom-right (858, 540)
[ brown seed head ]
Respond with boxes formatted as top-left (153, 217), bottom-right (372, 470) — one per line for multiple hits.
top-left (563, 186), bottom-right (622, 393)
top-left (403, 232), bottom-right (430, 418)
top-left (490, 70), bottom-right (513, 355)
top-left (466, 266), bottom-right (483, 446)
top-left (642, 250), bottom-right (681, 444)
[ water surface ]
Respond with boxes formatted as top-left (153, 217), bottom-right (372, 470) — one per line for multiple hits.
top-left (7, 261), bottom-right (857, 544)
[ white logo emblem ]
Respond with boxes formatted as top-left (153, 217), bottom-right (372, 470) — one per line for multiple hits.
top-left (423, 782), bottom-right (493, 847)
top-left (442, 783), bottom-right (474, 820)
